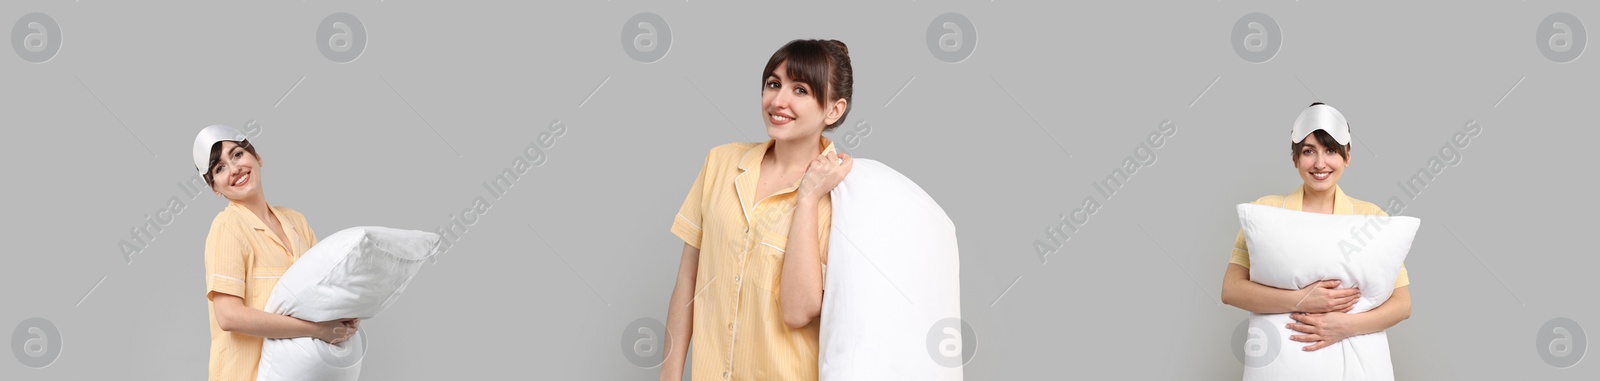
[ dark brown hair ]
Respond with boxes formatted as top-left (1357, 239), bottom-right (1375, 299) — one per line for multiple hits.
top-left (203, 139), bottom-right (259, 188)
top-left (761, 39), bottom-right (853, 131)
top-left (1291, 102), bottom-right (1351, 160)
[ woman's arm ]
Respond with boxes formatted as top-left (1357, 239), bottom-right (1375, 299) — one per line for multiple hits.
top-left (211, 293), bottom-right (356, 343)
top-left (1221, 264), bottom-right (1360, 314)
top-left (1346, 286), bottom-right (1411, 333)
top-left (660, 243), bottom-right (699, 381)
top-left (780, 196), bottom-right (826, 329)
top-left (780, 152), bottom-right (851, 329)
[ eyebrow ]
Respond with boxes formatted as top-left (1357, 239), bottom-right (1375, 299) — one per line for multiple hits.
top-left (212, 146), bottom-right (241, 171)
top-left (765, 73), bottom-right (810, 89)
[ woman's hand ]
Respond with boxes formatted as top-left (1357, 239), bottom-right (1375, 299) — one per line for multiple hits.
top-left (1294, 280), bottom-right (1360, 313)
top-left (796, 152), bottom-right (853, 203)
top-left (1288, 286), bottom-right (1413, 352)
top-left (312, 318), bottom-right (360, 345)
top-left (1287, 312), bottom-right (1357, 351)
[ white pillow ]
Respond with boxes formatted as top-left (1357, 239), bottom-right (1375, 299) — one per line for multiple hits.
top-left (820, 159), bottom-right (962, 381)
top-left (257, 226), bottom-right (439, 381)
top-left (1236, 203), bottom-right (1419, 381)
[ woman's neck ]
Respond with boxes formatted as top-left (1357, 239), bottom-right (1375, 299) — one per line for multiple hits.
top-left (1301, 184), bottom-right (1336, 213)
top-left (768, 136), bottom-right (822, 172)
top-left (233, 196), bottom-right (274, 224)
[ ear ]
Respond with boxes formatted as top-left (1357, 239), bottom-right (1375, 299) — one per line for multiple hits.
top-left (823, 97), bottom-right (849, 127)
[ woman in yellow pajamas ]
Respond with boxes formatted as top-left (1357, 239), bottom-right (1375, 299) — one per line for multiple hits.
top-left (660, 39), bottom-right (856, 381)
top-left (193, 125), bottom-right (360, 381)
top-left (1220, 103), bottom-right (1413, 352)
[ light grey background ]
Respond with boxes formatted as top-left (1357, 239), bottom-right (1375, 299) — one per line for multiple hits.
top-left (2, 0), bottom-right (1595, 380)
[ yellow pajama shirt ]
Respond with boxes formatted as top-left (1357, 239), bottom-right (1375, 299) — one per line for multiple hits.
top-left (205, 202), bottom-right (317, 381)
top-left (672, 138), bottom-right (837, 380)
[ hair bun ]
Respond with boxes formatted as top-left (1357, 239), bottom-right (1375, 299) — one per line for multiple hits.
top-left (828, 39), bottom-right (849, 55)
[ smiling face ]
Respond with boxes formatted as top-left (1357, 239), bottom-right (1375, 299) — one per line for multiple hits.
top-left (1292, 131), bottom-right (1350, 192)
top-left (762, 61), bottom-right (844, 142)
top-left (206, 140), bottom-right (264, 201)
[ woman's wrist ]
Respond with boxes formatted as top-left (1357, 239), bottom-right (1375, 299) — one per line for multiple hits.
top-left (1287, 286), bottom-right (1313, 312)
top-left (1347, 308), bottom-right (1392, 335)
top-left (295, 317), bottom-right (321, 339)
top-left (796, 195), bottom-right (820, 208)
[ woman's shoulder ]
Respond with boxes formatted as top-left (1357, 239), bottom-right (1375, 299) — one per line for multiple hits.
top-left (207, 206), bottom-right (252, 237)
top-left (1345, 196), bottom-right (1388, 216)
top-left (701, 141), bottom-right (762, 164)
top-left (208, 208), bottom-right (239, 229)
top-left (710, 141), bottom-right (760, 155)
top-left (1249, 194), bottom-right (1287, 206)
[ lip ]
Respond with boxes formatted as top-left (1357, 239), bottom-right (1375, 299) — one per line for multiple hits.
top-left (768, 111), bottom-right (794, 125)
top-left (231, 170), bottom-right (251, 187)
top-left (1309, 171), bottom-right (1331, 181)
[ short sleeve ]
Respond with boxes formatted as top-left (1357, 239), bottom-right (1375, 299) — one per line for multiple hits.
top-left (205, 219), bottom-right (250, 301)
top-left (671, 150), bottom-right (714, 249)
top-left (1228, 229), bottom-right (1251, 268)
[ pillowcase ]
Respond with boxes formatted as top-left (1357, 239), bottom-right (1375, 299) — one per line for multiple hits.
top-left (820, 158), bottom-right (963, 381)
top-left (1236, 203), bottom-right (1420, 381)
top-left (257, 226), bottom-right (439, 381)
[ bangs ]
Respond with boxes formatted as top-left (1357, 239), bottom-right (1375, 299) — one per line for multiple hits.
top-left (1293, 129), bottom-right (1351, 159)
top-left (761, 40), bottom-right (833, 104)
top-left (1311, 130), bottom-right (1343, 152)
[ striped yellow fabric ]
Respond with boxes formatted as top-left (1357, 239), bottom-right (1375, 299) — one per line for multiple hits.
top-left (672, 138), bottom-right (835, 381)
top-left (205, 201), bottom-right (317, 381)
top-left (1229, 185), bottom-right (1411, 288)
